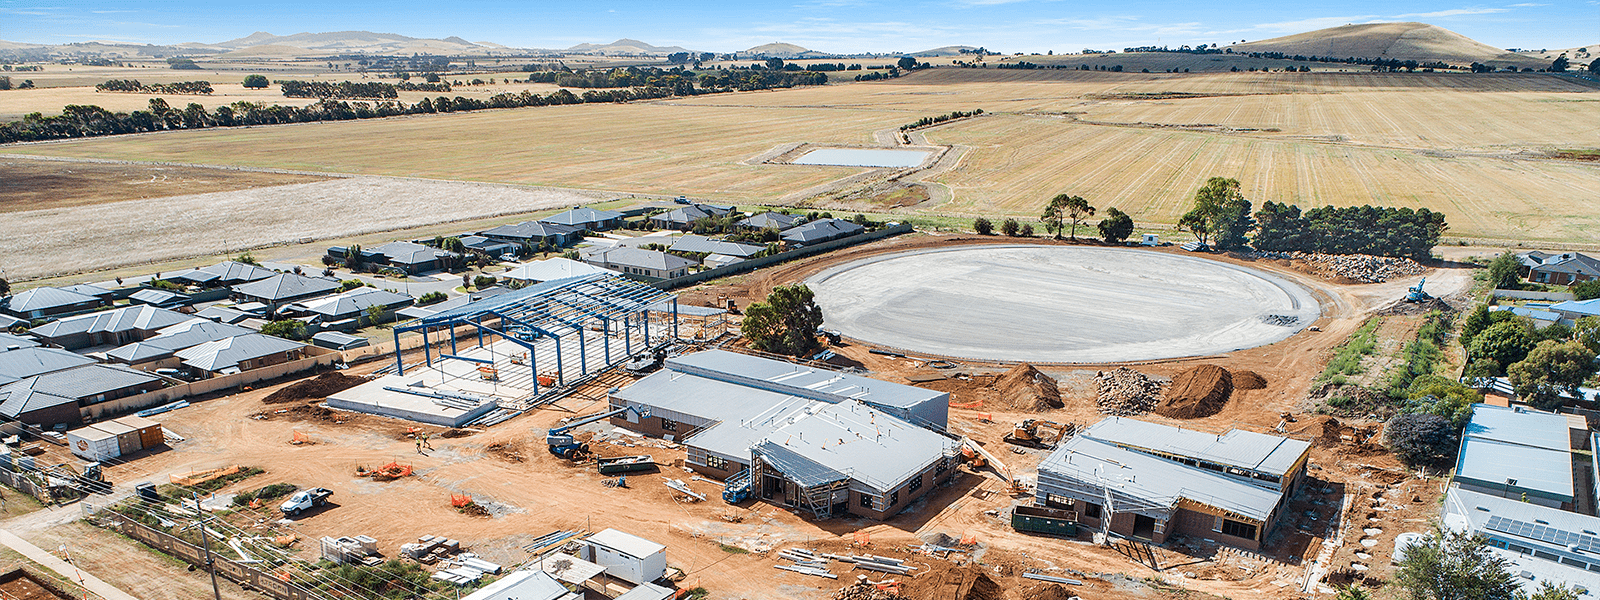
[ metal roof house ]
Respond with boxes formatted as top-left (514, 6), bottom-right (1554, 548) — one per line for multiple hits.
top-left (1443, 486), bottom-right (1600, 596)
top-left (1, 287), bottom-right (106, 320)
top-left (608, 349), bottom-right (955, 519)
top-left (0, 333), bottom-right (39, 351)
top-left (311, 331), bottom-right (370, 351)
top-left (781, 218), bottom-right (864, 246)
top-left (161, 261), bottom-right (277, 288)
top-left (0, 364), bottom-right (165, 427)
top-left (25, 305), bottom-right (191, 350)
top-left (1551, 299), bottom-right (1600, 324)
top-left (1453, 403), bottom-right (1585, 510)
top-left (738, 211), bottom-right (800, 230)
top-left (0, 346), bottom-right (98, 384)
top-left (104, 318), bottom-right (255, 370)
top-left (1075, 418), bottom-right (1312, 493)
top-left (458, 235), bottom-right (520, 259)
top-left (231, 274), bottom-right (341, 311)
top-left (1036, 435), bottom-right (1291, 551)
top-left (667, 235), bottom-right (767, 259)
top-left (479, 221), bottom-right (580, 247)
top-left (174, 333), bottom-right (309, 378)
top-left (648, 204), bottom-right (732, 230)
top-left (582, 248), bottom-right (694, 280)
top-left (127, 288), bottom-right (188, 309)
top-left (281, 287), bottom-right (413, 328)
top-left (367, 241), bottom-right (458, 275)
top-left (540, 207), bottom-right (624, 231)
top-left (1522, 252), bottom-right (1600, 286)
top-left (501, 258), bottom-right (620, 285)
top-left (459, 570), bottom-right (575, 600)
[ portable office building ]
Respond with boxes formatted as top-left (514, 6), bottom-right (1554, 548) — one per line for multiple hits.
top-left (112, 415), bottom-right (165, 449)
top-left (90, 420), bottom-right (142, 455)
top-left (580, 529), bottom-right (666, 586)
top-left (66, 426), bottom-right (120, 462)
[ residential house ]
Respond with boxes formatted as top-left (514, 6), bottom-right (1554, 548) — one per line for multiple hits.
top-left (280, 287), bottom-right (413, 329)
top-left (540, 207), bottom-right (624, 231)
top-left (231, 274), bottom-right (341, 311)
top-left (0, 333), bottom-right (39, 351)
top-left (0, 287), bottom-right (105, 320)
top-left (1521, 251), bottom-right (1600, 285)
top-left (1452, 403), bottom-right (1586, 511)
top-left (310, 331), bottom-right (370, 351)
top-left (59, 284), bottom-right (117, 303)
top-left (581, 248), bottom-right (694, 280)
top-left (703, 254), bottom-right (745, 269)
top-left (25, 305), bottom-right (191, 350)
top-left (737, 211), bottom-right (800, 230)
top-left (500, 257), bottom-right (620, 285)
top-left (1441, 487), bottom-right (1600, 596)
top-left (161, 261), bottom-right (278, 288)
top-left (0, 315), bottom-right (25, 331)
top-left (458, 235), bottom-right (520, 260)
top-left (369, 241), bottom-right (457, 274)
top-left (396, 286), bottom-right (513, 320)
top-left (104, 318), bottom-right (255, 371)
top-left (193, 305), bottom-right (253, 324)
top-left (780, 218), bottom-right (865, 246)
top-left (479, 221), bottom-right (580, 248)
top-left (648, 204), bottom-right (733, 230)
top-left (1550, 299), bottom-right (1600, 325)
top-left (0, 364), bottom-right (166, 428)
top-left (667, 235), bottom-right (767, 259)
top-left (0, 347), bottom-right (96, 384)
top-left (127, 288), bottom-right (189, 309)
top-left (174, 333), bottom-right (309, 378)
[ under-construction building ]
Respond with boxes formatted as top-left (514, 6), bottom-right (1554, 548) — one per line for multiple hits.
top-left (608, 350), bottom-right (959, 519)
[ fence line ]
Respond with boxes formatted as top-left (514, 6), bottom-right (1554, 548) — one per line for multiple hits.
top-left (651, 223), bottom-right (914, 290)
top-left (94, 510), bottom-right (323, 600)
top-left (84, 346), bottom-right (343, 421)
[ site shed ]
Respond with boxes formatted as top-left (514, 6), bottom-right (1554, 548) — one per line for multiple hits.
top-left (580, 529), bottom-right (666, 585)
top-left (112, 415), bottom-right (164, 449)
top-left (90, 420), bottom-right (142, 455)
top-left (65, 426), bottom-right (120, 462)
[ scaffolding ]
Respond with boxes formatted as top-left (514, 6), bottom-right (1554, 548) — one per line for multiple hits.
top-left (391, 274), bottom-right (679, 399)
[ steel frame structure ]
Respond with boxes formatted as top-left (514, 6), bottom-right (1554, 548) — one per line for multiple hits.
top-left (391, 274), bottom-right (678, 396)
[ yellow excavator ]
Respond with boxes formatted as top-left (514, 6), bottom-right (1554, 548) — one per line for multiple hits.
top-left (1004, 419), bottom-right (1070, 450)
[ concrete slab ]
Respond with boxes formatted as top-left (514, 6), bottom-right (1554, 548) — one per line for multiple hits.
top-left (328, 375), bottom-right (500, 427)
top-left (806, 246), bottom-right (1319, 363)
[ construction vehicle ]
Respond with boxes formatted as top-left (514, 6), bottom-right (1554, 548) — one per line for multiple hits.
top-left (960, 437), bottom-right (1027, 495)
top-left (45, 462), bottom-right (110, 494)
top-left (722, 468), bottom-right (754, 504)
top-left (280, 487), bottom-right (333, 516)
top-left (546, 405), bottom-right (651, 460)
top-left (624, 347), bottom-right (669, 376)
top-left (1004, 419), bottom-right (1069, 449)
top-left (1405, 278), bottom-right (1431, 303)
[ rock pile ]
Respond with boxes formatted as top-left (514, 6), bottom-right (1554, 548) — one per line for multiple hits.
top-left (831, 583), bottom-right (906, 600)
top-left (1094, 367), bottom-right (1162, 416)
top-left (1256, 251), bottom-right (1426, 283)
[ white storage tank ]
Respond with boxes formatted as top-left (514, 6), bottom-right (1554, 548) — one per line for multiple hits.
top-left (66, 426), bottom-right (121, 462)
top-left (580, 528), bottom-right (666, 586)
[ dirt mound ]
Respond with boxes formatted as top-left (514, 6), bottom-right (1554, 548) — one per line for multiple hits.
top-left (1094, 367), bottom-right (1162, 416)
top-left (1233, 370), bottom-right (1267, 390)
top-left (1316, 416), bottom-right (1345, 447)
top-left (993, 363), bottom-right (1063, 411)
top-left (1019, 583), bottom-right (1077, 600)
top-left (1158, 364), bottom-right (1233, 419)
top-left (486, 442), bottom-right (526, 463)
top-left (897, 565), bottom-right (1004, 600)
top-left (438, 428), bottom-right (474, 439)
top-left (263, 372), bottom-right (367, 404)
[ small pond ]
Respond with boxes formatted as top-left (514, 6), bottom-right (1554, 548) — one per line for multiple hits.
top-left (791, 148), bottom-right (931, 168)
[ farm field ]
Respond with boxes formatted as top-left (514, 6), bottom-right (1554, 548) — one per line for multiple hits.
top-left (7, 69), bottom-right (1600, 257)
top-left (0, 157), bottom-right (329, 211)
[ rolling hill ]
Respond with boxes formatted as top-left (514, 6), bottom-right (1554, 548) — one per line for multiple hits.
top-left (565, 39), bottom-right (694, 55)
top-left (911, 46), bottom-right (980, 57)
top-left (1227, 22), bottom-right (1548, 68)
top-left (736, 43), bottom-right (833, 58)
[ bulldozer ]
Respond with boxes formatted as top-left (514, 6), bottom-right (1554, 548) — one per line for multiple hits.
top-left (1004, 419), bottom-right (1069, 450)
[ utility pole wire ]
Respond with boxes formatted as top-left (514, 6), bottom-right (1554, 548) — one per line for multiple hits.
top-left (193, 492), bottom-right (224, 600)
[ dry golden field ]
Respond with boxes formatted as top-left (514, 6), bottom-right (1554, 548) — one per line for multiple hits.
top-left (8, 69), bottom-right (1600, 251)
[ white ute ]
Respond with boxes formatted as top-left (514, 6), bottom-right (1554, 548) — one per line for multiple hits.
top-left (280, 487), bottom-right (333, 516)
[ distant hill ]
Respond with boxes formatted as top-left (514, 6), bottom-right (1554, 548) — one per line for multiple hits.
top-left (1517, 44), bottom-right (1598, 69)
top-left (566, 38), bottom-right (694, 55)
top-left (212, 31), bottom-right (494, 55)
top-left (1227, 22), bottom-right (1547, 68)
top-left (911, 46), bottom-right (979, 57)
top-left (736, 43), bottom-right (832, 59)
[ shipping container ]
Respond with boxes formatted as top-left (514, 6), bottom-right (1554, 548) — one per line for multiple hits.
top-left (1011, 505), bottom-right (1080, 538)
top-left (65, 426), bottom-right (121, 462)
top-left (113, 415), bottom-right (165, 450)
top-left (90, 421), bottom-right (142, 455)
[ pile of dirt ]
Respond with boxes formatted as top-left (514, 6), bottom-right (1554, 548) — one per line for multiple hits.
top-left (1094, 367), bottom-right (1163, 416)
top-left (1157, 364), bottom-right (1233, 419)
top-left (896, 565), bottom-right (1004, 600)
top-left (1018, 583), bottom-right (1078, 600)
top-left (438, 429), bottom-right (474, 439)
top-left (486, 442), bottom-right (526, 463)
top-left (255, 404), bottom-right (344, 423)
top-left (263, 373), bottom-right (367, 404)
top-left (1233, 370), bottom-right (1267, 390)
top-left (993, 363), bottom-right (1063, 411)
top-left (830, 583), bottom-right (905, 600)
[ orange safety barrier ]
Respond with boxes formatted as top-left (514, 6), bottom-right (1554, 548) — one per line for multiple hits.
top-left (853, 531), bottom-right (872, 546)
top-left (975, 412), bottom-right (992, 422)
top-left (371, 462), bottom-right (413, 481)
top-left (169, 465), bottom-right (243, 486)
top-left (960, 534), bottom-right (977, 546)
top-left (450, 494), bottom-right (473, 508)
top-left (291, 430), bottom-right (312, 444)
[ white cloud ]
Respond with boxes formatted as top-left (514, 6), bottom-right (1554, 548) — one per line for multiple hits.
top-left (1390, 7), bottom-right (1509, 18)
top-left (1509, 3), bottom-right (1547, 6)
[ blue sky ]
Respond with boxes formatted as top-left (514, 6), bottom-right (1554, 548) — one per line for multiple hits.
top-left (1, 0), bottom-right (1596, 53)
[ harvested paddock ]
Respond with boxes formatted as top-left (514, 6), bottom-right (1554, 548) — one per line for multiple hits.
top-left (0, 175), bottom-right (599, 280)
top-left (0, 156), bottom-right (328, 212)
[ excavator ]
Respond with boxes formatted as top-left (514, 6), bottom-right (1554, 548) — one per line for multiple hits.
top-left (1003, 419), bottom-right (1070, 450)
top-left (960, 437), bottom-right (1029, 495)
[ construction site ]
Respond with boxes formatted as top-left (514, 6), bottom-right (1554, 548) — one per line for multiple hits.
top-left (1, 233), bottom-right (1481, 600)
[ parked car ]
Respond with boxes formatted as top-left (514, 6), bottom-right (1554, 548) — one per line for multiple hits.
top-left (280, 487), bottom-right (333, 516)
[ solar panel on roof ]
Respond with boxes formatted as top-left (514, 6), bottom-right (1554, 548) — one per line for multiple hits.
top-left (1485, 515), bottom-right (1600, 553)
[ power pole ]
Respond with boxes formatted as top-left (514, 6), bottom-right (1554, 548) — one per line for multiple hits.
top-left (192, 493), bottom-right (224, 600)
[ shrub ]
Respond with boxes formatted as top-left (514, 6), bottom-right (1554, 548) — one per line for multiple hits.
top-left (339, 279), bottom-right (365, 292)
top-left (1386, 413), bottom-right (1456, 466)
top-left (260, 320), bottom-right (307, 341)
top-left (473, 275), bottom-right (497, 289)
top-left (1573, 279), bottom-right (1600, 301)
top-left (973, 217), bottom-right (993, 235)
top-left (417, 291), bottom-right (447, 305)
top-left (1000, 218), bottom-right (1020, 237)
top-left (1020, 224), bottom-right (1034, 237)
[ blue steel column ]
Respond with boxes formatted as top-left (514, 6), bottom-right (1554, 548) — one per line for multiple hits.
top-left (624, 314), bottom-right (632, 357)
top-left (530, 341), bottom-right (539, 396)
top-left (643, 310), bottom-right (650, 348)
top-left (393, 327), bottom-right (404, 376)
top-left (449, 325), bottom-right (457, 356)
top-left (423, 325), bottom-right (432, 368)
top-left (578, 327), bottom-right (588, 377)
top-left (554, 337), bottom-right (565, 387)
top-left (673, 298), bottom-right (679, 340)
top-left (603, 316), bottom-right (611, 365)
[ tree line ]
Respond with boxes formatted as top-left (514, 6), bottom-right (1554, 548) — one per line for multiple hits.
top-left (900, 109), bottom-right (983, 131)
top-left (1176, 177), bottom-right (1446, 260)
top-left (526, 67), bottom-right (825, 92)
top-left (279, 80), bottom-right (401, 99)
top-left (95, 79), bottom-right (213, 94)
top-left (0, 72), bottom-right (828, 144)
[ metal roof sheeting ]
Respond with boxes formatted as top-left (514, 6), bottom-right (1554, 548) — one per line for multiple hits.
top-left (665, 350), bottom-right (945, 411)
top-left (540, 207), bottom-right (622, 226)
top-left (1039, 437), bottom-right (1284, 522)
top-left (27, 305), bottom-right (190, 339)
top-left (1078, 418), bottom-right (1311, 477)
top-left (502, 258), bottom-right (619, 283)
top-left (668, 235), bottom-right (766, 258)
top-left (0, 347), bottom-right (97, 381)
top-left (175, 333), bottom-right (306, 373)
top-left (232, 273), bottom-right (340, 302)
top-left (1453, 404), bottom-right (1574, 500)
top-left (585, 529), bottom-right (664, 559)
top-left (2, 287), bottom-right (100, 312)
